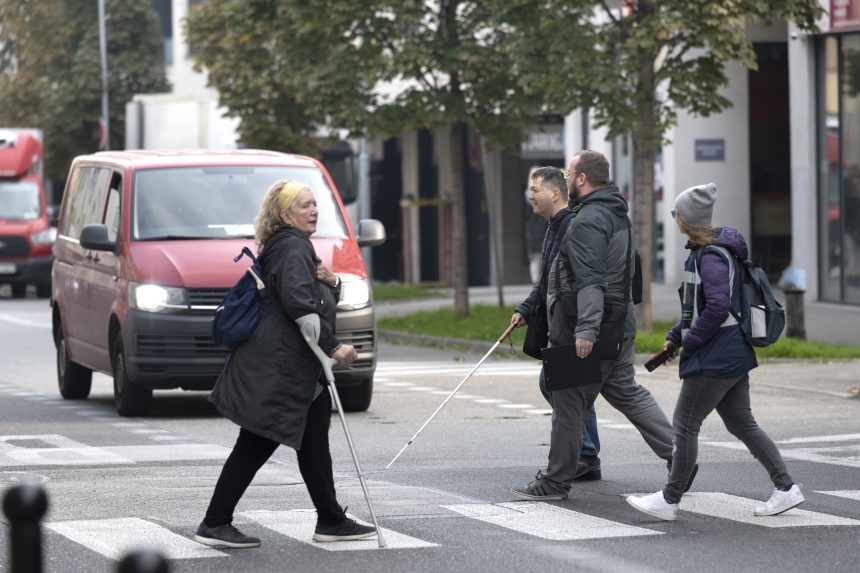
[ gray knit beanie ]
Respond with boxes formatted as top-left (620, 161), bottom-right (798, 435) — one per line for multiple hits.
top-left (674, 183), bottom-right (717, 226)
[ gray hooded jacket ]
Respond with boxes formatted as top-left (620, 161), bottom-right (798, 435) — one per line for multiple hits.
top-left (549, 184), bottom-right (636, 347)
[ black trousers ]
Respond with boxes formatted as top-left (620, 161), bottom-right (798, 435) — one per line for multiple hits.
top-left (203, 389), bottom-right (346, 527)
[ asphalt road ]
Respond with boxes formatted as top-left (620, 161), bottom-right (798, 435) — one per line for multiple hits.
top-left (1, 295), bottom-right (858, 573)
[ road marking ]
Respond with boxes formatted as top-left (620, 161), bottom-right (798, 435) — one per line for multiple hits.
top-left (601, 423), bottom-right (636, 430)
top-left (775, 433), bottom-right (860, 444)
top-left (498, 404), bottom-right (536, 409)
top-left (472, 398), bottom-right (508, 404)
top-left (0, 313), bottom-right (51, 329)
top-left (443, 502), bottom-right (661, 540)
top-left (673, 492), bottom-right (860, 527)
top-left (46, 518), bottom-right (225, 560)
top-left (0, 435), bottom-right (232, 466)
top-left (242, 509), bottom-right (437, 551)
top-left (816, 490), bottom-right (860, 502)
top-left (0, 435), bottom-right (133, 466)
top-left (704, 440), bottom-right (860, 469)
top-left (525, 409), bottom-right (552, 415)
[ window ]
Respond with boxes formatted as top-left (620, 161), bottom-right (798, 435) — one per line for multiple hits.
top-left (59, 167), bottom-right (111, 240)
top-left (818, 34), bottom-right (860, 304)
top-left (131, 165), bottom-right (349, 241)
top-left (103, 173), bottom-right (122, 243)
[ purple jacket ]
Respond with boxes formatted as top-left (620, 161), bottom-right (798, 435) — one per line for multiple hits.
top-left (667, 227), bottom-right (757, 379)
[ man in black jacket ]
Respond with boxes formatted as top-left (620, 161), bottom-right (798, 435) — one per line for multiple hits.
top-left (511, 151), bottom-right (674, 501)
top-left (511, 166), bottom-right (602, 481)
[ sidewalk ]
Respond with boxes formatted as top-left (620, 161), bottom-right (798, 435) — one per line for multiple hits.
top-left (376, 282), bottom-right (860, 346)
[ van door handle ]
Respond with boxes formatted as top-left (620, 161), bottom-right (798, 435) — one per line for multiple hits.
top-left (92, 254), bottom-right (100, 263)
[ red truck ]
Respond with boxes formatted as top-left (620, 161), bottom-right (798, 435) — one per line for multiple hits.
top-left (0, 128), bottom-right (55, 298)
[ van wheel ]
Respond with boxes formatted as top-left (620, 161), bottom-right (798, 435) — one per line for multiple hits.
top-left (337, 378), bottom-right (373, 412)
top-left (11, 283), bottom-right (26, 298)
top-left (113, 337), bottom-right (153, 417)
top-left (57, 328), bottom-right (92, 399)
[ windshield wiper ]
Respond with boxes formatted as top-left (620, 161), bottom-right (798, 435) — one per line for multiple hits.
top-left (139, 235), bottom-right (219, 241)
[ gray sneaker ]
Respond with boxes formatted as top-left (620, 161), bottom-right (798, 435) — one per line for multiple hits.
top-left (313, 518), bottom-right (377, 542)
top-left (193, 522), bottom-right (261, 548)
top-left (511, 471), bottom-right (568, 501)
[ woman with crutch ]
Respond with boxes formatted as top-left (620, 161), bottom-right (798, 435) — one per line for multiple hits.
top-left (194, 180), bottom-right (376, 548)
top-left (626, 183), bottom-right (804, 521)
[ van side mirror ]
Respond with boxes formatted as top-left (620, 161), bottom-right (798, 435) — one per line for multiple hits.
top-left (357, 219), bottom-right (385, 247)
top-left (80, 224), bottom-right (115, 252)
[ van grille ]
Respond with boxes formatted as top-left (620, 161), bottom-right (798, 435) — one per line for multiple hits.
top-left (335, 329), bottom-right (375, 368)
top-left (0, 236), bottom-right (29, 257)
top-left (136, 334), bottom-right (228, 357)
top-left (187, 288), bottom-right (229, 307)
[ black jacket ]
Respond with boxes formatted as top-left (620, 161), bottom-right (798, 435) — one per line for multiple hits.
top-left (550, 185), bottom-right (636, 346)
top-left (208, 226), bottom-right (340, 449)
top-left (515, 207), bottom-right (573, 319)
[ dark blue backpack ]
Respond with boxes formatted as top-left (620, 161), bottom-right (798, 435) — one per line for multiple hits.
top-left (212, 247), bottom-right (268, 350)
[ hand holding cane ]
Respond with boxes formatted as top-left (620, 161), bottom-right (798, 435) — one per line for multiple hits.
top-left (298, 315), bottom-right (387, 548)
top-left (386, 323), bottom-right (517, 470)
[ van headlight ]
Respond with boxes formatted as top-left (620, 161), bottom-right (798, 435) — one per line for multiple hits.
top-left (31, 228), bottom-right (57, 246)
top-left (337, 277), bottom-right (371, 311)
top-left (129, 282), bottom-right (189, 313)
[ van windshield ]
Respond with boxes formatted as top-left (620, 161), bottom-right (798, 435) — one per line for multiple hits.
top-left (0, 181), bottom-right (41, 220)
top-left (131, 165), bottom-right (349, 240)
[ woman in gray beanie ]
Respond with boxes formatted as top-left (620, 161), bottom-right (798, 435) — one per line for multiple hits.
top-left (626, 183), bottom-right (804, 521)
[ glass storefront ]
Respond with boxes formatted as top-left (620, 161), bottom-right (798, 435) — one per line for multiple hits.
top-left (818, 34), bottom-right (860, 304)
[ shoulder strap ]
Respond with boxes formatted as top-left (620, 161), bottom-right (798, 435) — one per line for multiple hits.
top-left (696, 245), bottom-right (743, 323)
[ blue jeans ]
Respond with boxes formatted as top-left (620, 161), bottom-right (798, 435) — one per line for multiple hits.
top-left (539, 367), bottom-right (600, 458)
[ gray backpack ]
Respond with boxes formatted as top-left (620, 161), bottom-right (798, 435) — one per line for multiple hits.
top-left (697, 248), bottom-right (785, 347)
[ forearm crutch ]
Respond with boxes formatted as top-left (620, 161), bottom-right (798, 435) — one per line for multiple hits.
top-left (386, 323), bottom-right (516, 469)
top-left (299, 317), bottom-right (387, 548)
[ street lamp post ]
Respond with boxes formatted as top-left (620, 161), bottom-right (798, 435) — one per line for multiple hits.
top-left (97, 0), bottom-right (110, 150)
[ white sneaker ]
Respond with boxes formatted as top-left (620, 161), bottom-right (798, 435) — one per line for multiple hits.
top-left (626, 491), bottom-right (679, 521)
top-left (754, 484), bottom-right (805, 516)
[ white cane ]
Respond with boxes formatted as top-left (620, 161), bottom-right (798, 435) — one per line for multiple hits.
top-left (299, 317), bottom-right (387, 549)
top-left (386, 323), bottom-right (516, 469)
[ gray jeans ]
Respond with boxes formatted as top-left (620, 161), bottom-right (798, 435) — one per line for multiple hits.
top-left (543, 339), bottom-right (674, 491)
top-left (663, 373), bottom-right (793, 504)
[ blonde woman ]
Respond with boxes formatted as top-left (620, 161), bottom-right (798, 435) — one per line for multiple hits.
top-left (626, 183), bottom-right (803, 521)
top-left (194, 180), bottom-right (375, 547)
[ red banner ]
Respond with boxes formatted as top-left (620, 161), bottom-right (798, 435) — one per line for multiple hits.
top-left (832, 0), bottom-right (860, 31)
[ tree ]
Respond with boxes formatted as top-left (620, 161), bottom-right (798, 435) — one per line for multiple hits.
top-left (501, 0), bottom-right (822, 331)
top-left (187, 0), bottom-right (554, 317)
top-left (0, 0), bottom-right (169, 182)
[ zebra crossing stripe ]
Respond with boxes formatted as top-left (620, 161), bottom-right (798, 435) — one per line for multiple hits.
top-left (816, 490), bottom-right (860, 502)
top-left (242, 509), bottom-right (437, 551)
top-left (442, 502), bottom-right (662, 541)
top-left (45, 518), bottom-right (225, 560)
top-left (675, 492), bottom-right (860, 527)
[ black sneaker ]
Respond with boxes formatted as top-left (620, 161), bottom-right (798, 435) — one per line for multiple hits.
top-left (313, 518), bottom-right (377, 542)
top-left (193, 522), bottom-right (261, 548)
top-left (667, 461), bottom-right (699, 494)
top-left (574, 456), bottom-right (602, 481)
top-left (510, 471), bottom-right (568, 501)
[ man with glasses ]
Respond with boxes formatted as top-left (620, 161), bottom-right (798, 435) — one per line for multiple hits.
top-left (512, 150), bottom-right (683, 502)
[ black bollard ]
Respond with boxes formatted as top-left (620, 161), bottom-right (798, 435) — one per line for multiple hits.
top-left (3, 483), bottom-right (49, 573)
top-left (116, 548), bottom-right (170, 573)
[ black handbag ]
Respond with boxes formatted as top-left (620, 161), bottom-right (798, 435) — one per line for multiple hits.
top-left (522, 304), bottom-right (548, 359)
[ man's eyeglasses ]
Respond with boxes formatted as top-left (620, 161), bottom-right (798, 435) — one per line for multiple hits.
top-left (563, 171), bottom-right (580, 181)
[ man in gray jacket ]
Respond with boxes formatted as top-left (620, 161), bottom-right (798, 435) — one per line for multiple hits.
top-left (511, 150), bottom-right (675, 501)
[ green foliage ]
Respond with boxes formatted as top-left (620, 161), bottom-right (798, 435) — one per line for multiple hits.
top-left (379, 305), bottom-right (860, 360)
top-left (0, 0), bottom-right (169, 181)
top-left (185, 0), bottom-right (555, 151)
top-left (502, 0), bottom-right (823, 143)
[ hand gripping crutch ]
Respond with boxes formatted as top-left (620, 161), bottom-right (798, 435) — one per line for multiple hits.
top-left (386, 323), bottom-right (516, 469)
top-left (299, 316), bottom-right (387, 548)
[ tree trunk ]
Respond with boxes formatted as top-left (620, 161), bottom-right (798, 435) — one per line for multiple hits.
top-left (632, 53), bottom-right (656, 333)
top-left (450, 121), bottom-right (470, 316)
